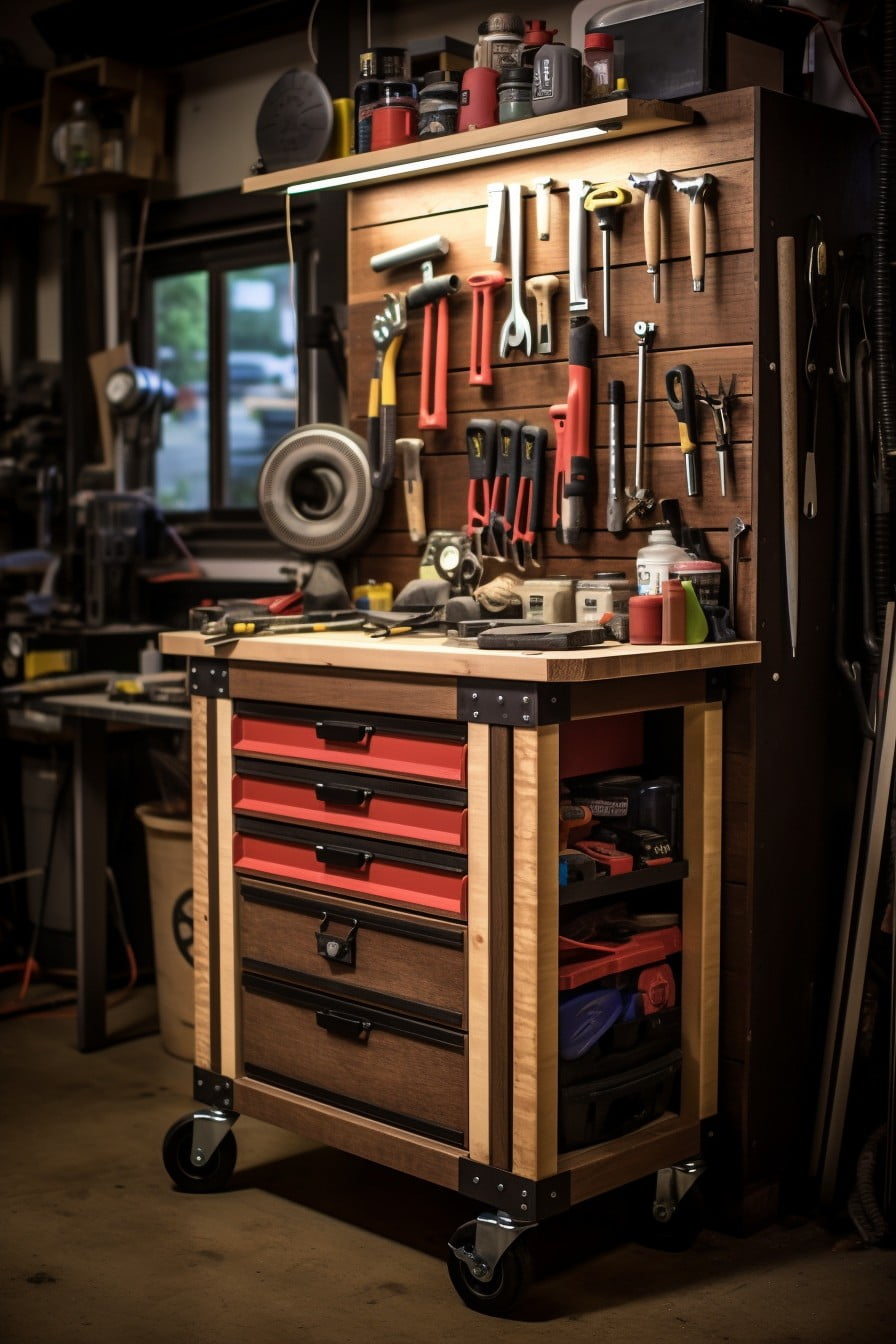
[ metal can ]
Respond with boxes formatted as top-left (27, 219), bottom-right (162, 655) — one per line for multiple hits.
top-left (522, 576), bottom-right (575, 623)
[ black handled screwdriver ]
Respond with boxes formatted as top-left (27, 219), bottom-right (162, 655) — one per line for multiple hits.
top-left (665, 363), bottom-right (702, 498)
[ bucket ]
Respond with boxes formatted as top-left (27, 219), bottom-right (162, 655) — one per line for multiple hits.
top-left (136, 804), bottom-right (194, 1061)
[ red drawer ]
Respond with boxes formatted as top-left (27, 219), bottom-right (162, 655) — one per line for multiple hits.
top-left (234, 817), bottom-right (468, 918)
top-left (231, 700), bottom-right (467, 785)
top-left (233, 758), bottom-right (467, 849)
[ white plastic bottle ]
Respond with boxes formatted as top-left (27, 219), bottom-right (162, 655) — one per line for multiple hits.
top-left (636, 528), bottom-right (689, 595)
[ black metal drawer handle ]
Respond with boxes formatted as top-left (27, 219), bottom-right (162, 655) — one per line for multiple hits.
top-left (314, 843), bottom-right (372, 871)
top-left (316, 913), bottom-right (358, 965)
top-left (314, 782), bottom-right (373, 808)
top-left (315, 1009), bottom-right (371, 1042)
top-left (315, 720), bottom-right (375, 745)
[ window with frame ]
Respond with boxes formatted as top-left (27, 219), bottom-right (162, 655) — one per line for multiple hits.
top-left (129, 191), bottom-right (331, 533)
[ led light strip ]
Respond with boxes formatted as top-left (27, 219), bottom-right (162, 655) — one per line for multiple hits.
top-left (285, 125), bottom-right (613, 196)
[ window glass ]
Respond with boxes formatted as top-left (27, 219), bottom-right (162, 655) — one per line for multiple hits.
top-left (224, 264), bottom-right (298, 507)
top-left (154, 271), bottom-right (210, 512)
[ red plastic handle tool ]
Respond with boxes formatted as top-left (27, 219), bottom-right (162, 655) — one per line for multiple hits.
top-left (467, 270), bottom-right (505, 387)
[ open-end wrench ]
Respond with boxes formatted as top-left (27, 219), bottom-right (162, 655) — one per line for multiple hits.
top-left (568, 178), bottom-right (592, 313)
top-left (625, 320), bottom-right (657, 520)
top-left (498, 183), bottom-right (533, 357)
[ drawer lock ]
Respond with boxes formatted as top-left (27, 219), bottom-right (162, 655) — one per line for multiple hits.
top-left (315, 913), bottom-right (359, 966)
top-left (315, 1008), bottom-right (372, 1042)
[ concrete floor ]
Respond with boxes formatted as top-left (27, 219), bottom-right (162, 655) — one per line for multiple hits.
top-left (3, 983), bottom-right (894, 1344)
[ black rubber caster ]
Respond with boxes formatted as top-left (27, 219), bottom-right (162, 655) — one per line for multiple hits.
top-left (162, 1115), bottom-right (237, 1193)
top-left (447, 1220), bottom-right (532, 1315)
top-left (637, 1180), bottom-right (705, 1252)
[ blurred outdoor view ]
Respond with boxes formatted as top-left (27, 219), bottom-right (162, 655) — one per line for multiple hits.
top-left (153, 263), bottom-right (298, 511)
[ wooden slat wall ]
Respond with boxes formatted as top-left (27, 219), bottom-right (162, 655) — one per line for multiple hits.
top-left (345, 89), bottom-right (757, 629)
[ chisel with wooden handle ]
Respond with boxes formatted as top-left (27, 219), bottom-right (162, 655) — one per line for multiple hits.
top-left (397, 437), bottom-right (426, 544)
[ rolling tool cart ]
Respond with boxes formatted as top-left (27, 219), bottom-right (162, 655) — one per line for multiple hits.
top-left (158, 628), bottom-right (758, 1314)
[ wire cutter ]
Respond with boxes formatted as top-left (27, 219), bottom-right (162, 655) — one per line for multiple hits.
top-left (697, 375), bottom-right (738, 497)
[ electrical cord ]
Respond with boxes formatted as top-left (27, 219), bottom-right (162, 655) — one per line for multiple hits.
top-left (767, 3), bottom-right (882, 134)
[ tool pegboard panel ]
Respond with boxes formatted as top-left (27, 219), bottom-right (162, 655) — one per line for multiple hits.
top-left (347, 88), bottom-right (757, 628)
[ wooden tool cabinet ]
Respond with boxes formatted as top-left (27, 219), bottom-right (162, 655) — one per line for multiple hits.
top-left (159, 628), bottom-right (758, 1312)
top-left (246, 85), bottom-right (874, 1226)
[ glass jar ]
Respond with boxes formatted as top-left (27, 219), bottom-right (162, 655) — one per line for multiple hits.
top-left (54, 98), bottom-right (102, 174)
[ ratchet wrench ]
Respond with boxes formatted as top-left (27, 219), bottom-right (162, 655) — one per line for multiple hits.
top-left (626, 320), bottom-right (657, 520)
top-left (498, 183), bottom-right (533, 357)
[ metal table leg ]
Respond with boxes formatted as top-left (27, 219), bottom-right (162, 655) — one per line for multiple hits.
top-left (72, 717), bottom-right (108, 1051)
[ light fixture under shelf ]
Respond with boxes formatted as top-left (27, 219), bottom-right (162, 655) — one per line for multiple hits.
top-left (241, 98), bottom-right (695, 198)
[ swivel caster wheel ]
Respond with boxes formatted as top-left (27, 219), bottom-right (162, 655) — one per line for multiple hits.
top-left (447, 1216), bottom-right (533, 1315)
top-left (636, 1159), bottom-right (706, 1252)
top-left (162, 1112), bottom-right (237, 1193)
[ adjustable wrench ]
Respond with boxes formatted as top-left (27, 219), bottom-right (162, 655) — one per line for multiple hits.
top-left (625, 320), bottom-right (657, 520)
top-left (498, 183), bottom-right (533, 357)
top-left (568, 178), bottom-right (592, 312)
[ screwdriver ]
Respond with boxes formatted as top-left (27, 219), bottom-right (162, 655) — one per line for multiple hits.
top-left (664, 363), bottom-right (702, 498)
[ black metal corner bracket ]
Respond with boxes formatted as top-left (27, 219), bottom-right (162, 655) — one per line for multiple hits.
top-left (193, 1066), bottom-right (235, 1110)
top-left (458, 1159), bottom-right (571, 1222)
top-left (456, 680), bottom-right (571, 727)
top-left (189, 659), bottom-right (232, 699)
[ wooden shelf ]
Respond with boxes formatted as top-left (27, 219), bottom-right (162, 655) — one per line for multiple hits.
top-left (241, 97), bottom-right (695, 196)
top-left (36, 57), bottom-right (173, 190)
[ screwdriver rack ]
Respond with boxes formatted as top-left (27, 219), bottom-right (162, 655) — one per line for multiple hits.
top-left (338, 85), bottom-right (874, 1229)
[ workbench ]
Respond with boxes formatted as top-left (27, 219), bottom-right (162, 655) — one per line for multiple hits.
top-left (23, 679), bottom-right (190, 1049)
top-left (159, 626), bottom-right (759, 1311)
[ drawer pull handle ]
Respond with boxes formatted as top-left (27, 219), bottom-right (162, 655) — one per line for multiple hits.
top-left (314, 843), bottom-right (372, 871)
top-left (315, 720), bottom-right (375, 745)
top-left (314, 782), bottom-right (373, 808)
top-left (315, 1009), bottom-right (371, 1043)
top-left (315, 913), bottom-right (358, 966)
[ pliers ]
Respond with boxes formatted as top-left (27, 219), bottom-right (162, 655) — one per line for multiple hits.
top-left (697, 375), bottom-right (738, 497)
top-left (369, 293), bottom-right (406, 490)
